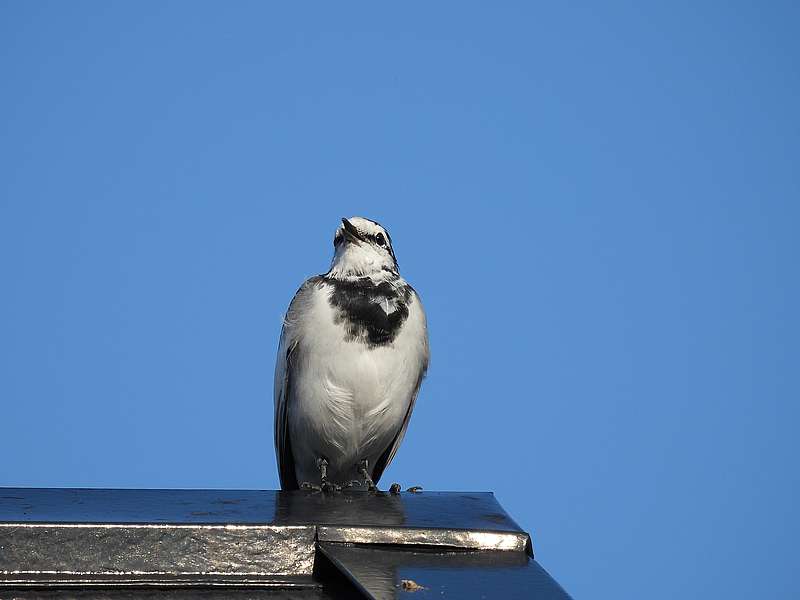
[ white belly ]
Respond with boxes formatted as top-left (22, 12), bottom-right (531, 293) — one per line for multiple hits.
top-left (288, 285), bottom-right (426, 484)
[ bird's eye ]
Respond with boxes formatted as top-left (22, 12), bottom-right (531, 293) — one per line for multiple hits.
top-left (375, 233), bottom-right (386, 247)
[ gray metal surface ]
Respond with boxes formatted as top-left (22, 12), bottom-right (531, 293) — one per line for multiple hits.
top-left (0, 574), bottom-right (317, 588)
top-left (0, 488), bottom-right (520, 530)
top-left (0, 524), bottom-right (316, 577)
top-left (0, 589), bottom-right (339, 600)
top-left (0, 488), bottom-right (568, 598)
top-left (318, 543), bottom-right (572, 600)
top-left (0, 489), bottom-right (280, 524)
top-left (0, 488), bottom-right (528, 553)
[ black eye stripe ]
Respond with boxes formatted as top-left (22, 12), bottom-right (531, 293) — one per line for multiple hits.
top-left (335, 226), bottom-right (390, 249)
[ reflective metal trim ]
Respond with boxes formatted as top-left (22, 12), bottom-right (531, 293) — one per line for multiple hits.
top-left (0, 524), bottom-right (316, 577)
top-left (317, 526), bottom-right (529, 552)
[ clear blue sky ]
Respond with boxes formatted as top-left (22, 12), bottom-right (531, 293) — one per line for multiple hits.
top-left (1, 2), bottom-right (797, 598)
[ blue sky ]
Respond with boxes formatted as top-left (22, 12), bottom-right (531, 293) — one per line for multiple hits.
top-left (1, 2), bottom-right (798, 598)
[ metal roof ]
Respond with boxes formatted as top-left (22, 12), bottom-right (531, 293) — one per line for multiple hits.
top-left (0, 488), bottom-right (571, 599)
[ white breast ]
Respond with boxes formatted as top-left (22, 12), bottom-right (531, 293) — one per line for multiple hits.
top-left (288, 280), bottom-right (428, 484)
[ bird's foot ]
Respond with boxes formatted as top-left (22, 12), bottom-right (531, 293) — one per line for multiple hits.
top-left (299, 482), bottom-right (322, 492)
top-left (406, 486), bottom-right (423, 493)
top-left (314, 457), bottom-right (341, 493)
top-left (343, 480), bottom-right (362, 489)
top-left (389, 483), bottom-right (402, 494)
top-left (357, 459), bottom-right (378, 492)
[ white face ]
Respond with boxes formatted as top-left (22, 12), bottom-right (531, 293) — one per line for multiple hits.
top-left (329, 217), bottom-right (398, 277)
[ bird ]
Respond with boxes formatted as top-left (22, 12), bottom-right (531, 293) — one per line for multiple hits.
top-left (274, 217), bottom-right (429, 492)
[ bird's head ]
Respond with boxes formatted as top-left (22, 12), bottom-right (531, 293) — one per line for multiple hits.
top-left (329, 217), bottom-right (398, 278)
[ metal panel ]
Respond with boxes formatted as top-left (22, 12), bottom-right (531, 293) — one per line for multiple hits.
top-left (318, 543), bottom-right (573, 600)
top-left (275, 490), bottom-right (527, 534)
top-left (0, 574), bottom-right (318, 588)
top-left (0, 524), bottom-right (316, 577)
top-left (0, 487), bottom-right (570, 598)
top-left (0, 588), bottom-right (341, 600)
top-left (0, 489), bottom-right (281, 524)
top-left (0, 488), bottom-right (530, 553)
top-left (1, 489), bottom-right (523, 530)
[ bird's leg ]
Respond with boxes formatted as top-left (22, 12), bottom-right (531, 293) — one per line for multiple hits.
top-left (317, 457), bottom-right (328, 481)
top-left (317, 457), bottom-right (340, 493)
top-left (357, 459), bottom-right (378, 492)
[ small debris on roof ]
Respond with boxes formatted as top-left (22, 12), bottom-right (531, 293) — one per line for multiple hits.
top-left (401, 578), bottom-right (426, 592)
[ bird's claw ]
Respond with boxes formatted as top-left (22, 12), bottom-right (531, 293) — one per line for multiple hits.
top-left (300, 482), bottom-right (322, 492)
top-left (343, 480), bottom-right (362, 488)
top-left (406, 486), bottom-right (423, 493)
top-left (357, 459), bottom-right (378, 492)
top-left (389, 483), bottom-right (402, 494)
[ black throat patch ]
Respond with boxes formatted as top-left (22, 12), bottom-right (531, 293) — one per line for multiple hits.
top-left (324, 275), bottom-right (412, 347)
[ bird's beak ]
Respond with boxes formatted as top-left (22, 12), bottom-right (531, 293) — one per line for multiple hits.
top-left (341, 218), bottom-right (365, 243)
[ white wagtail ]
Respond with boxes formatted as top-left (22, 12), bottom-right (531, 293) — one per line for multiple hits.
top-left (274, 217), bottom-right (429, 492)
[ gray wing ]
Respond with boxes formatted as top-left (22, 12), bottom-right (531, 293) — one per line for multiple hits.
top-left (371, 291), bottom-right (430, 484)
top-left (274, 277), bottom-right (321, 490)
